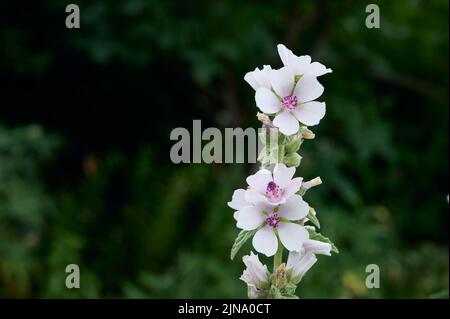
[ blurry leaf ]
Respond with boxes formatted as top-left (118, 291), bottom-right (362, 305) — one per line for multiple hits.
top-left (306, 209), bottom-right (320, 229)
top-left (230, 229), bottom-right (257, 260)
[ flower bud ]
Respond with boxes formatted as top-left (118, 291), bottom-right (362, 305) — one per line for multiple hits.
top-left (285, 137), bottom-right (303, 154)
top-left (300, 126), bottom-right (315, 139)
top-left (283, 152), bottom-right (302, 167)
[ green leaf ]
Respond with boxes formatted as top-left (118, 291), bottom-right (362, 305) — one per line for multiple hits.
top-left (230, 229), bottom-right (257, 260)
top-left (306, 226), bottom-right (339, 254)
top-left (307, 209), bottom-right (320, 229)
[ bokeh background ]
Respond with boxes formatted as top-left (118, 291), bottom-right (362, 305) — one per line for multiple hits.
top-left (0, 0), bottom-right (448, 298)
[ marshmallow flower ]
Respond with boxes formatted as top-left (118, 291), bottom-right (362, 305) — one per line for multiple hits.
top-left (245, 163), bottom-right (303, 206)
top-left (244, 44), bottom-right (331, 136)
top-left (240, 252), bottom-right (270, 299)
top-left (255, 66), bottom-right (326, 135)
top-left (233, 194), bottom-right (309, 257)
top-left (286, 239), bottom-right (332, 278)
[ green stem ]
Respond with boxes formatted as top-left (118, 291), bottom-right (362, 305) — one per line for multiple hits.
top-left (273, 237), bottom-right (283, 272)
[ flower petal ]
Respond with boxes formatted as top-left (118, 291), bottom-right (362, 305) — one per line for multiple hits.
top-left (278, 195), bottom-right (309, 220)
top-left (283, 177), bottom-right (303, 199)
top-left (290, 55), bottom-right (312, 75)
top-left (291, 101), bottom-right (326, 126)
top-left (242, 251), bottom-right (269, 283)
top-left (245, 189), bottom-right (276, 211)
top-left (303, 239), bottom-right (332, 256)
top-left (294, 75), bottom-right (324, 103)
top-left (277, 222), bottom-right (308, 251)
top-left (287, 251), bottom-right (317, 277)
top-left (277, 45), bottom-right (312, 75)
top-left (236, 206), bottom-right (265, 230)
top-left (273, 111), bottom-right (299, 136)
top-left (305, 62), bottom-right (332, 77)
top-left (246, 169), bottom-right (272, 193)
top-left (277, 44), bottom-right (292, 67)
top-left (228, 189), bottom-right (249, 210)
top-left (255, 87), bottom-right (281, 114)
top-left (244, 65), bottom-right (273, 90)
top-left (270, 67), bottom-right (295, 98)
top-left (252, 226), bottom-right (278, 257)
top-left (273, 163), bottom-right (295, 188)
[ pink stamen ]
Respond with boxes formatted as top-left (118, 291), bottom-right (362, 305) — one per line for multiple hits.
top-left (282, 95), bottom-right (298, 110)
top-left (266, 181), bottom-right (282, 203)
top-left (266, 213), bottom-right (280, 228)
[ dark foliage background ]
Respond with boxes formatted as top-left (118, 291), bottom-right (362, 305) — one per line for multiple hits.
top-left (0, 0), bottom-right (448, 298)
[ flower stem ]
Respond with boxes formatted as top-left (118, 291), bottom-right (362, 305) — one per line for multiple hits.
top-left (273, 238), bottom-right (283, 272)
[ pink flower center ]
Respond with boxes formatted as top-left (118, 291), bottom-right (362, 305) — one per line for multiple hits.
top-left (266, 181), bottom-right (282, 203)
top-left (266, 213), bottom-right (280, 228)
top-left (282, 95), bottom-right (298, 110)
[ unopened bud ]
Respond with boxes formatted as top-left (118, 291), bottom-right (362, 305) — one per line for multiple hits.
top-left (283, 152), bottom-right (302, 168)
top-left (302, 177), bottom-right (323, 190)
top-left (257, 112), bottom-right (272, 127)
top-left (300, 127), bottom-right (315, 139)
top-left (285, 138), bottom-right (303, 154)
top-left (272, 263), bottom-right (287, 287)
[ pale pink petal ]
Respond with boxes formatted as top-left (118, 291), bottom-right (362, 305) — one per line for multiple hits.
top-left (277, 222), bottom-right (308, 251)
top-left (273, 163), bottom-right (295, 188)
top-left (294, 75), bottom-right (324, 103)
top-left (244, 65), bottom-right (272, 90)
top-left (246, 169), bottom-right (272, 193)
top-left (255, 88), bottom-right (281, 114)
top-left (287, 251), bottom-right (317, 277)
top-left (277, 45), bottom-right (312, 75)
top-left (305, 62), bottom-right (332, 77)
top-left (228, 189), bottom-right (249, 210)
top-left (278, 195), bottom-right (309, 220)
top-left (273, 111), bottom-right (299, 136)
top-left (233, 211), bottom-right (240, 221)
top-left (270, 67), bottom-right (295, 98)
top-left (252, 226), bottom-right (278, 257)
top-left (291, 101), bottom-right (326, 126)
top-left (277, 44), bottom-right (292, 67)
top-left (236, 206), bottom-right (265, 230)
top-left (303, 239), bottom-right (332, 256)
top-left (291, 55), bottom-right (312, 75)
top-left (245, 189), bottom-right (276, 211)
top-left (283, 177), bottom-right (304, 199)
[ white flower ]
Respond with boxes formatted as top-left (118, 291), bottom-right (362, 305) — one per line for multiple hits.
top-left (234, 194), bottom-right (309, 257)
top-left (244, 65), bottom-right (273, 91)
top-left (286, 239), bottom-right (332, 278)
top-left (245, 163), bottom-right (303, 206)
top-left (240, 252), bottom-right (269, 299)
top-left (277, 44), bottom-right (332, 77)
top-left (255, 66), bottom-right (326, 135)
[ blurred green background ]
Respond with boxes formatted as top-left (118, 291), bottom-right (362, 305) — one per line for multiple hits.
top-left (0, 0), bottom-right (448, 298)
